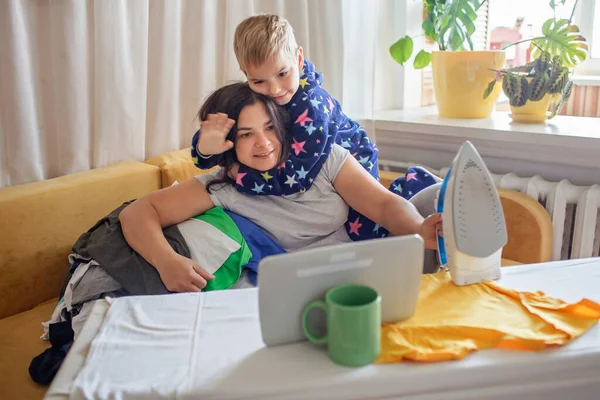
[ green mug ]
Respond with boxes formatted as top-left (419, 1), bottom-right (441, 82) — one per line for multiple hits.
top-left (302, 284), bottom-right (381, 367)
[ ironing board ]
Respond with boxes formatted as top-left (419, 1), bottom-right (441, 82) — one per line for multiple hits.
top-left (46, 258), bottom-right (600, 400)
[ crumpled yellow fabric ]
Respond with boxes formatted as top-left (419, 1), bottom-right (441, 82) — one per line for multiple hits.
top-left (377, 271), bottom-right (600, 363)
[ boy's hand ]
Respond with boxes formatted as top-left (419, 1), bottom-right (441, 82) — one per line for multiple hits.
top-left (419, 213), bottom-right (443, 250)
top-left (197, 113), bottom-right (235, 156)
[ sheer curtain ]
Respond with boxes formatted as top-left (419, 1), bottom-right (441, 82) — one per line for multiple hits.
top-left (0, 0), bottom-right (386, 188)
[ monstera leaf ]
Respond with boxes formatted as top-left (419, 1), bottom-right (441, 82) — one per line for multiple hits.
top-left (390, 0), bottom-right (487, 69)
top-left (422, 0), bottom-right (442, 43)
top-left (530, 19), bottom-right (588, 68)
top-left (437, 0), bottom-right (484, 51)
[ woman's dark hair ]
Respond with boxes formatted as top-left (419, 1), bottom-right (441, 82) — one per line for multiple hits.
top-left (198, 82), bottom-right (291, 193)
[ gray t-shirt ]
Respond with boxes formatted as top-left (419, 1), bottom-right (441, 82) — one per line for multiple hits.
top-left (196, 144), bottom-right (351, 252)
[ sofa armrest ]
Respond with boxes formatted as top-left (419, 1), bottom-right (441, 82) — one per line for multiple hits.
top-left (146, 148), bottom-right (216, 188)
top-left (0, 161), bottom-right (160, 319)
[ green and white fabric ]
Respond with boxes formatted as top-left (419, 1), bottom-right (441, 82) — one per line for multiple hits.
top-left (177, 207), bottom-right (252, 291)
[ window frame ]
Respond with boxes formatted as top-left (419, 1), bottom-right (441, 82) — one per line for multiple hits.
top-left (573, 0), bottom-right (600, 76)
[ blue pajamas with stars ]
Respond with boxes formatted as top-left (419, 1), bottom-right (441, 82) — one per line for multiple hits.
top-left (191, 60), bottom-right (436, 241)
top-left (350, 166), bottom-right (439, 239)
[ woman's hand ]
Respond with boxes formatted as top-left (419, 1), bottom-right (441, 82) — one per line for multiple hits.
top-left (120, 179), bottom-right (217, 290)
top-left (419, 213), bottom-right (443, 250)
top-left (197, 113), bottom-right (235, 156)
top-left (156, 253), bottom-right (215, 293)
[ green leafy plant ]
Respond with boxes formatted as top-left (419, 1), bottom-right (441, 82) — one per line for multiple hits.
top-left (529, 18), bottom-right (587, 67)
top-left (389, 0), bottom-right (488, 69)
top-left (482, 0), bottom-right (587, 119)
top-left (484, 51), bottom-right (573, 118)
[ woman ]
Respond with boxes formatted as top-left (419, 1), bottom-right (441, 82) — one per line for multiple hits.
top-left (119, 82), bottom-right (441, 293)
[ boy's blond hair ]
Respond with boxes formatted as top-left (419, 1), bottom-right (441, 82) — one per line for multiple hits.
top-left (234, 14), bottom-right (298, 73)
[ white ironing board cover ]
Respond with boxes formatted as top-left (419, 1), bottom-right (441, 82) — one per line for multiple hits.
top-left (46, 259), bottom-right (600, 400)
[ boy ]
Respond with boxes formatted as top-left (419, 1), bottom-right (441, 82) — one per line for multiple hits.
top-left (191, 14), bottom-right (437, 240)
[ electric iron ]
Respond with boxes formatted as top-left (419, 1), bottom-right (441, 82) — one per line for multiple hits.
top-left (435, 141), bottom-right (508, 286)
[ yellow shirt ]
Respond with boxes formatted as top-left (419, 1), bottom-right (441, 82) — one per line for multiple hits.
top-left (377, 271), bottom-right (600, 363)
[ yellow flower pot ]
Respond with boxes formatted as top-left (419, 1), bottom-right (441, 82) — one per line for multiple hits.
top-left (431, 51), bottom-right (506, 119)
top-left (509, 93), bottom-right (556, 123)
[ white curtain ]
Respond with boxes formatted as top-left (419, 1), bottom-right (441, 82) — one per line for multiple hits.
top-left (0, 0), bottom-right (387, 188)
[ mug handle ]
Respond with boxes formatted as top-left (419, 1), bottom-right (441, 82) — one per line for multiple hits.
top-left (302, 300), bottom-right (328, 345)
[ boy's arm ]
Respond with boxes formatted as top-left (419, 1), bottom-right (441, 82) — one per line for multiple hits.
top-left (191, 129), bottom-right (220, 169)
top-left (236, 91), bottom-right (338, 195)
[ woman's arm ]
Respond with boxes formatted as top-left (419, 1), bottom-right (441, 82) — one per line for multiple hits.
top-left (333, 156), bottom-right (441, 249)
top-left (119, 178), bottom-right (217, 292)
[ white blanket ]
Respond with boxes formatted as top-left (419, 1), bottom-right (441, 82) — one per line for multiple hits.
top-left (68, 259), bottom-right (600, 400)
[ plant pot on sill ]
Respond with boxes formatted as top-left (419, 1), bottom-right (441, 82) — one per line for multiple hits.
top-left (432, 50), bottom-right (506, 119)
top-left (509, 93), bottom-right (556, 123)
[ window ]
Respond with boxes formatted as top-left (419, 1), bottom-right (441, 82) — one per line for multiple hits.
top-left (487, 0), bottom-right (600, 116)
top-left (488, 0), bottom-right (578, 67)
top-left (420, 0), bottom-right (600, 116)
top-left (593, 4), bottom-right (600, 58)
top-left (574, 0), bottom-right (600, 75)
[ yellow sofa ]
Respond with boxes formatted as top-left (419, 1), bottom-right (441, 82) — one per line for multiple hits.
top-left (0, 149), bottom-right (219, 400)
top-left (0, 148), bottom-right (549, 399)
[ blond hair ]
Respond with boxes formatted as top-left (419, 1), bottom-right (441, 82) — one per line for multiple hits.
top-left (234, 14), bottom-right (298, 72)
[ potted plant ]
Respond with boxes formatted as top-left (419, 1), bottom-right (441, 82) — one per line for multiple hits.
top-left (389, 0), bottom-right (505, 119)
top-left (483, 2), bottom-right (587, 123)
top-left (484, 51), bottom-right (574, 123)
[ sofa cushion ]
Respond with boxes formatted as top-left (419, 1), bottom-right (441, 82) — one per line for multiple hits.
top-left (0, 161), bottom-right (161, 319)
top-left (146, 148), bottom-right (215, 188)
top-left (0, 298), bottom-right (58, 400)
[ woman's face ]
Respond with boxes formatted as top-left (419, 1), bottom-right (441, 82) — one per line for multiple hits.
top-left (235, 102), bottom-right (282, 171)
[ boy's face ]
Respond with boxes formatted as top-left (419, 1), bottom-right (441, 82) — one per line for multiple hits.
top-left (245, 47), bottom-right (304, 106)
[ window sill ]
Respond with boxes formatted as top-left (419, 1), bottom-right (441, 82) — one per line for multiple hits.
top-left (572, 75), bottom-right (600, 86)
top-left (375, 106), bottom-right (600, 146)
top-left (373, 107), bottom-right (600, 184)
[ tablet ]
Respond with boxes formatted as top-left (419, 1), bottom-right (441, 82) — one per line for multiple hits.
top-left (258, 235), bottom-right (424, 346)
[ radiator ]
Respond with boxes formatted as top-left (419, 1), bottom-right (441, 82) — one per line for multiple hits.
top-left (379, 160), bottom-right (600, 261)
